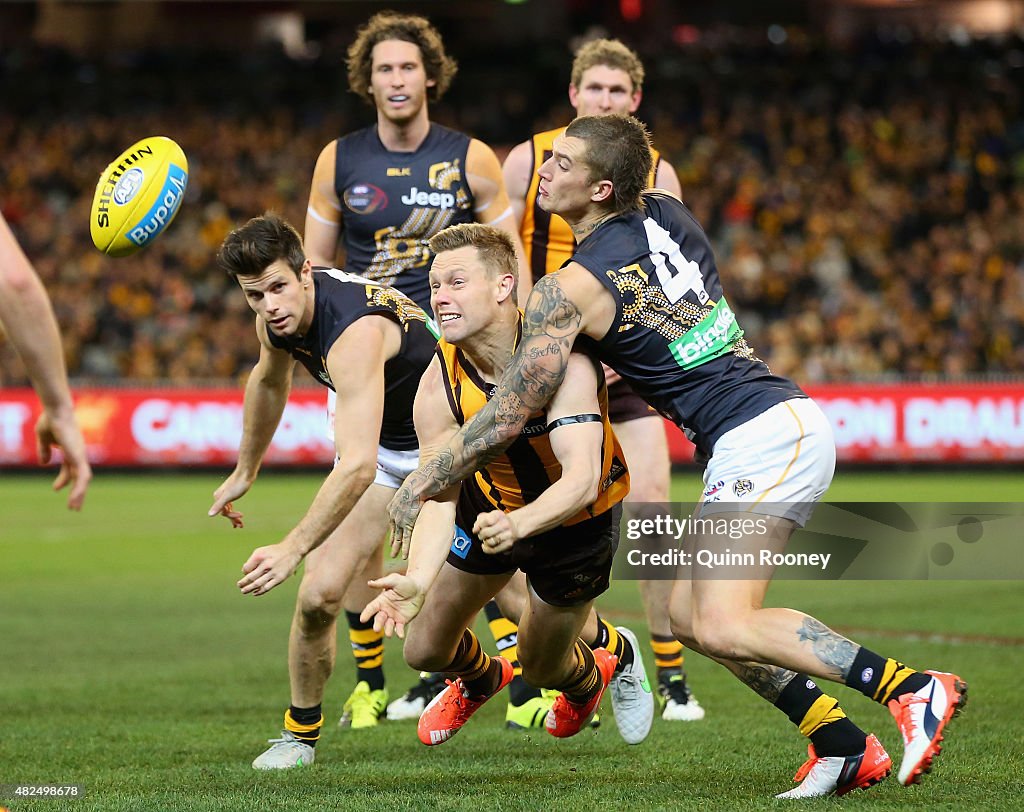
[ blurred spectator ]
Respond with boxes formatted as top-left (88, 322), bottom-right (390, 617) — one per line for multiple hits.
top-left (1, 30), bottom-right (1022, 386)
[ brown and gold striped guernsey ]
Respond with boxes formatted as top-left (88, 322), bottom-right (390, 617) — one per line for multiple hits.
top-left (521, 126), bottom-right (661, 283)
top-left (435, 315), bottom-right (628, 524)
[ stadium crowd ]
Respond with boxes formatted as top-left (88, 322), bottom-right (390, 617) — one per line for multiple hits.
top-left (1, 30), bottom-right (1022, 387)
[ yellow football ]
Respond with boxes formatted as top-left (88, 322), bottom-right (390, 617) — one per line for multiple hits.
top-left (89, 136), bottom-right (189, 257)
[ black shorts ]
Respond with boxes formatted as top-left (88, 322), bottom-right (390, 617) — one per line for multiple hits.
top-left (607, 378), bottom-right (658, 424)
top-left (446, 483), bottom-right (622, 607)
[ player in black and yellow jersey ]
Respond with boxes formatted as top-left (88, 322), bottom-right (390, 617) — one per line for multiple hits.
top-left (361, 223), bottom-right (654, 747)
top-left (502, 38), bottom-right (703, 725)
top-left (303, 12), bottom-right (531, 726)
top-left (209, 213), bottom-right (437, 769)
top-left (304, 11), bottom-right (530, 312)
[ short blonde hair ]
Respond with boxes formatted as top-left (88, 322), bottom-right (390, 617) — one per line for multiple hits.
top-left (571, 38), bottom-right (644, 92)
top-left (429, 223), bottom-right (519, 294)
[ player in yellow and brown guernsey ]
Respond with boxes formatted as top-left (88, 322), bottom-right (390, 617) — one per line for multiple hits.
top-left (501, 38), bottom-right (704, 725)
top-left (361, 223), bottom-right (654, 747)
top-left (302, 11), bottom-right (532, 727)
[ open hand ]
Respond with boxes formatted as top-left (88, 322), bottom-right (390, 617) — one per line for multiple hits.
top-left (237, 543), bottom-right (302, 596)
top-left (360, 572), bottom-right (425, 638)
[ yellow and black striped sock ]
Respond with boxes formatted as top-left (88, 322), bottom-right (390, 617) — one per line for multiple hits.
top-left (551, 640), bottom-right (601, 705)
top-left (651, 633), bottom-right (684, 676)
top-left (285, 704), bottom-right (323, 747)
top-left (774, 674), bottom-right (865, 757)
top-left (588, 614), bottom-right (631, 672)
top-left (345, 610), bottom-right (385, 691)
top-left (484, 600), bottom-right (539, 706)
top-left (446, 629), bottom-right (501, 699)
top-left (484, 600), bottom-right (520, 664)
top-left (845, 647), bottom-right (930, 704)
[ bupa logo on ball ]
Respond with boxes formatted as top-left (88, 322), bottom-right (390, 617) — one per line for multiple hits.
top-left (127, 163), bottom-right (188, 247)
top-left (113, 167), bottom-right (145, 206)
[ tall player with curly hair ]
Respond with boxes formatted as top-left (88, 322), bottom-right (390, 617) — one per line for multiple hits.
top-left (299, 11), bottom-right (530, 739)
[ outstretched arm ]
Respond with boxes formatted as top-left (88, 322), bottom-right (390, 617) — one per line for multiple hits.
top-left (0, 213), bottom-right (91, 509)
top-left (388, 265), bottom-right (614, 550)
top-left (361, 357), bottom-right (461, 638)
top-left (237, 315), bottom-right (397, 596)
top-left (208, 319), bottom-right (294, 527)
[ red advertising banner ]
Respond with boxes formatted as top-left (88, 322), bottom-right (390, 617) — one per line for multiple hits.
top-left (1, 383), bottom-right (1022, 467)
top-left (0, 388), bottom-right (334, 467)
top-left (663, 382), bottom-right (1024, 463)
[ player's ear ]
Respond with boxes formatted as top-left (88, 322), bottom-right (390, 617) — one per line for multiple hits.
top-left (300, 259), bottom-right (313, 287)
top-left (568, 83), bottom-right (580, 111)
top-left (496, 273), bottom-right (516, 303)
top-left (591, 179), bottom-right (614, 205)
top-left (629, 88), bottom-right (642, 114)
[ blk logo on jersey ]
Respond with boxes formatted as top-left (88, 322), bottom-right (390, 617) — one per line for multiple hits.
top-left (703, 480), bottom-right (726, 501)
top-left (344, 183), bottom-right (388, 214)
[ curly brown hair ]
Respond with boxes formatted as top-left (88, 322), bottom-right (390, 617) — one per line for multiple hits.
top-left (346, 12), bottom-right (458, 104)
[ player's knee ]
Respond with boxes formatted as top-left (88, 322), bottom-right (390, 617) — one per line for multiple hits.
top-left (668, 610), bottom-right (697, 649)
top-left (296, 582), bottom-right (344, 629)
top-left (691, 615), bottom-right (745, 661)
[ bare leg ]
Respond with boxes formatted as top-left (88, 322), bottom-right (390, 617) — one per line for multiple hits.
top-left (287, 483), bottom-right (392, 707)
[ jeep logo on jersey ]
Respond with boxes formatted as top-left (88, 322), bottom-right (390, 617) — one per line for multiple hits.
top-left (400, 186), bottom-right (457, 210)
top-left (344, 184), bottom-right (388, 214)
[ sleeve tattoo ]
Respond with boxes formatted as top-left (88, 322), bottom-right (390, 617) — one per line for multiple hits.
top-left (414, 276), bottom-right (582, 497)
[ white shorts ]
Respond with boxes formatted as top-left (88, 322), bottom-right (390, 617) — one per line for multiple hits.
top-left (333, 444), bottom-right (417, 490)
top-left (327, 390), bottom-right (418, 489)
top-left (698, 397), bottom-right (836, 527)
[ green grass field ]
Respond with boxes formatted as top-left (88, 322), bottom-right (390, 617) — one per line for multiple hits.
top-left (2, 471), bottom-right (1022, 811)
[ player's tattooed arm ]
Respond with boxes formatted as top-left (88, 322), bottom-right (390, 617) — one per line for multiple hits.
top-left (439, 274), bottom-right (580, 480)
top-left (735, 663), bottom-right (798, 703)
top-left (388, 276), bottom-right (583, 545)
top-left (796, 618), bottom-right (859, 680)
